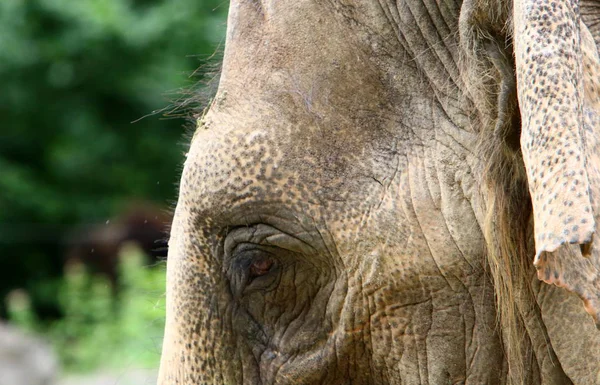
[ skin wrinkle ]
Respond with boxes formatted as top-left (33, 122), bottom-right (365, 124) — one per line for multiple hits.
top-left (409, 151), bottom-right (467, 292)
top-left (375, 142), bottom-right (402, 210)
top-left (330, 0), bottom-right (408, 65)
top-left (522, 299), bottom-right (558, 377)
top-left (402, 157), bottom-right (464, 382)
top-left (464, 290), bottom-right (479, 375)
top-left (420, 299), bottom-right (434, 385)
top-left (432, 148), bottom-right (481, 273)
top-left (396, 1), bottom-right (468, 123)
top-left (436, 105), bottom-right (475, 157)
top-left (377, 1), bottom-right (403, 47)
top-left (410, 197), bottom-right (454, 295)
top-left (379, 11), bottom-right (416, 77)
top-left (410, 0), bottom-right (463, 88)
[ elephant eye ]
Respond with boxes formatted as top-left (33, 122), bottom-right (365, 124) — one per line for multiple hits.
top-left (248, 257), bottom-right (274, 281)
top-left (243, 252), bottom-right (279, 290)
top-left (222, 224), bottom-right (306, 295)
top-left (226, 246), bottom-right (281, 295)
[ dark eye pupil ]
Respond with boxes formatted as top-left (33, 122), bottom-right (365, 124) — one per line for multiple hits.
top-left (249, 258), bottom-right (274, 278)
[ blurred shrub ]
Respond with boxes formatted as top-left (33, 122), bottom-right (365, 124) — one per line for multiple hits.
top-left (7, 244), bottom-right (166, 372)
top-left (0, 0), bottom-right (226, 317)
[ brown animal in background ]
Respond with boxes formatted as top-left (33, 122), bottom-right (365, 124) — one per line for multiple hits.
top-left (66, 203), bottom-right (170, 287)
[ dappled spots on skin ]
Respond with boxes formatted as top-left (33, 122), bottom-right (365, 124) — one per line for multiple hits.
top-left (514, 0), bottom-right (600, 329)
top-left (507, 3), bottom-right (600, 383)
top-left (515, 0), bottom-right (594, 251)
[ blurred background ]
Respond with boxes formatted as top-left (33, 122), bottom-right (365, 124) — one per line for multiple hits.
top-left (0, 0), bottom-right (227, 383)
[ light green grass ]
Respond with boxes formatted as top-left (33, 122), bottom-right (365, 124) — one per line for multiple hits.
top-left (7, 244), bottom-right (166, 373)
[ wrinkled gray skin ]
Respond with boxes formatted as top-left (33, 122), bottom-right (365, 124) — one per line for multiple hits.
top-left (158, 1), bottom-right (600, 384)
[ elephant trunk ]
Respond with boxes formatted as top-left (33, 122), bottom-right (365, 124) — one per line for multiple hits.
top-left (157, 205), bottom-right (250, 385)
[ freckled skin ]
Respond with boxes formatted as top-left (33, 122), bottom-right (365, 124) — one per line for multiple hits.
top-left (159, 1), bottom-right (600, 384)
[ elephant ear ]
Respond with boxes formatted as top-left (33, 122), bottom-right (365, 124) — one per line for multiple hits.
top-left (514, 0), bottom-right (600, 327)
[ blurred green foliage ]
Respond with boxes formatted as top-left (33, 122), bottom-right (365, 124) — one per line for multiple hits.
top-left (0, 0), bottom-right (226, 316)
top-left (8, 245), bottom-right (166, 372)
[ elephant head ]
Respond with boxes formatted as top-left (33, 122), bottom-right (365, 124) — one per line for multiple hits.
top-left (158, 0), bottom-right (600, 384)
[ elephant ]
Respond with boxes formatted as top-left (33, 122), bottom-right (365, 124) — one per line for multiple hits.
top-left (65, 203), bottom-right (170, 289)
top-left (158, 0), bottom-right (600, 384)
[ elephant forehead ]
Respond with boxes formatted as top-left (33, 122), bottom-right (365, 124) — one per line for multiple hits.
top-left (185, 128), bottom-right (283, 197)
top-left (180, 130), bottom-right (283, 223)
top-left (180, 122), bottom-right (378, 223)
top-left (178, 119), bottom-right (482, 261)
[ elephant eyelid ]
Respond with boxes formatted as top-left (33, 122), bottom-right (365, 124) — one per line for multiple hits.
top-left (223, 224), bottom-right (317, 259)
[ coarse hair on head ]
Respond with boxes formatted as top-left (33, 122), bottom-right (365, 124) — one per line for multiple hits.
top-left (462, 10), bottom-right (541, 385)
